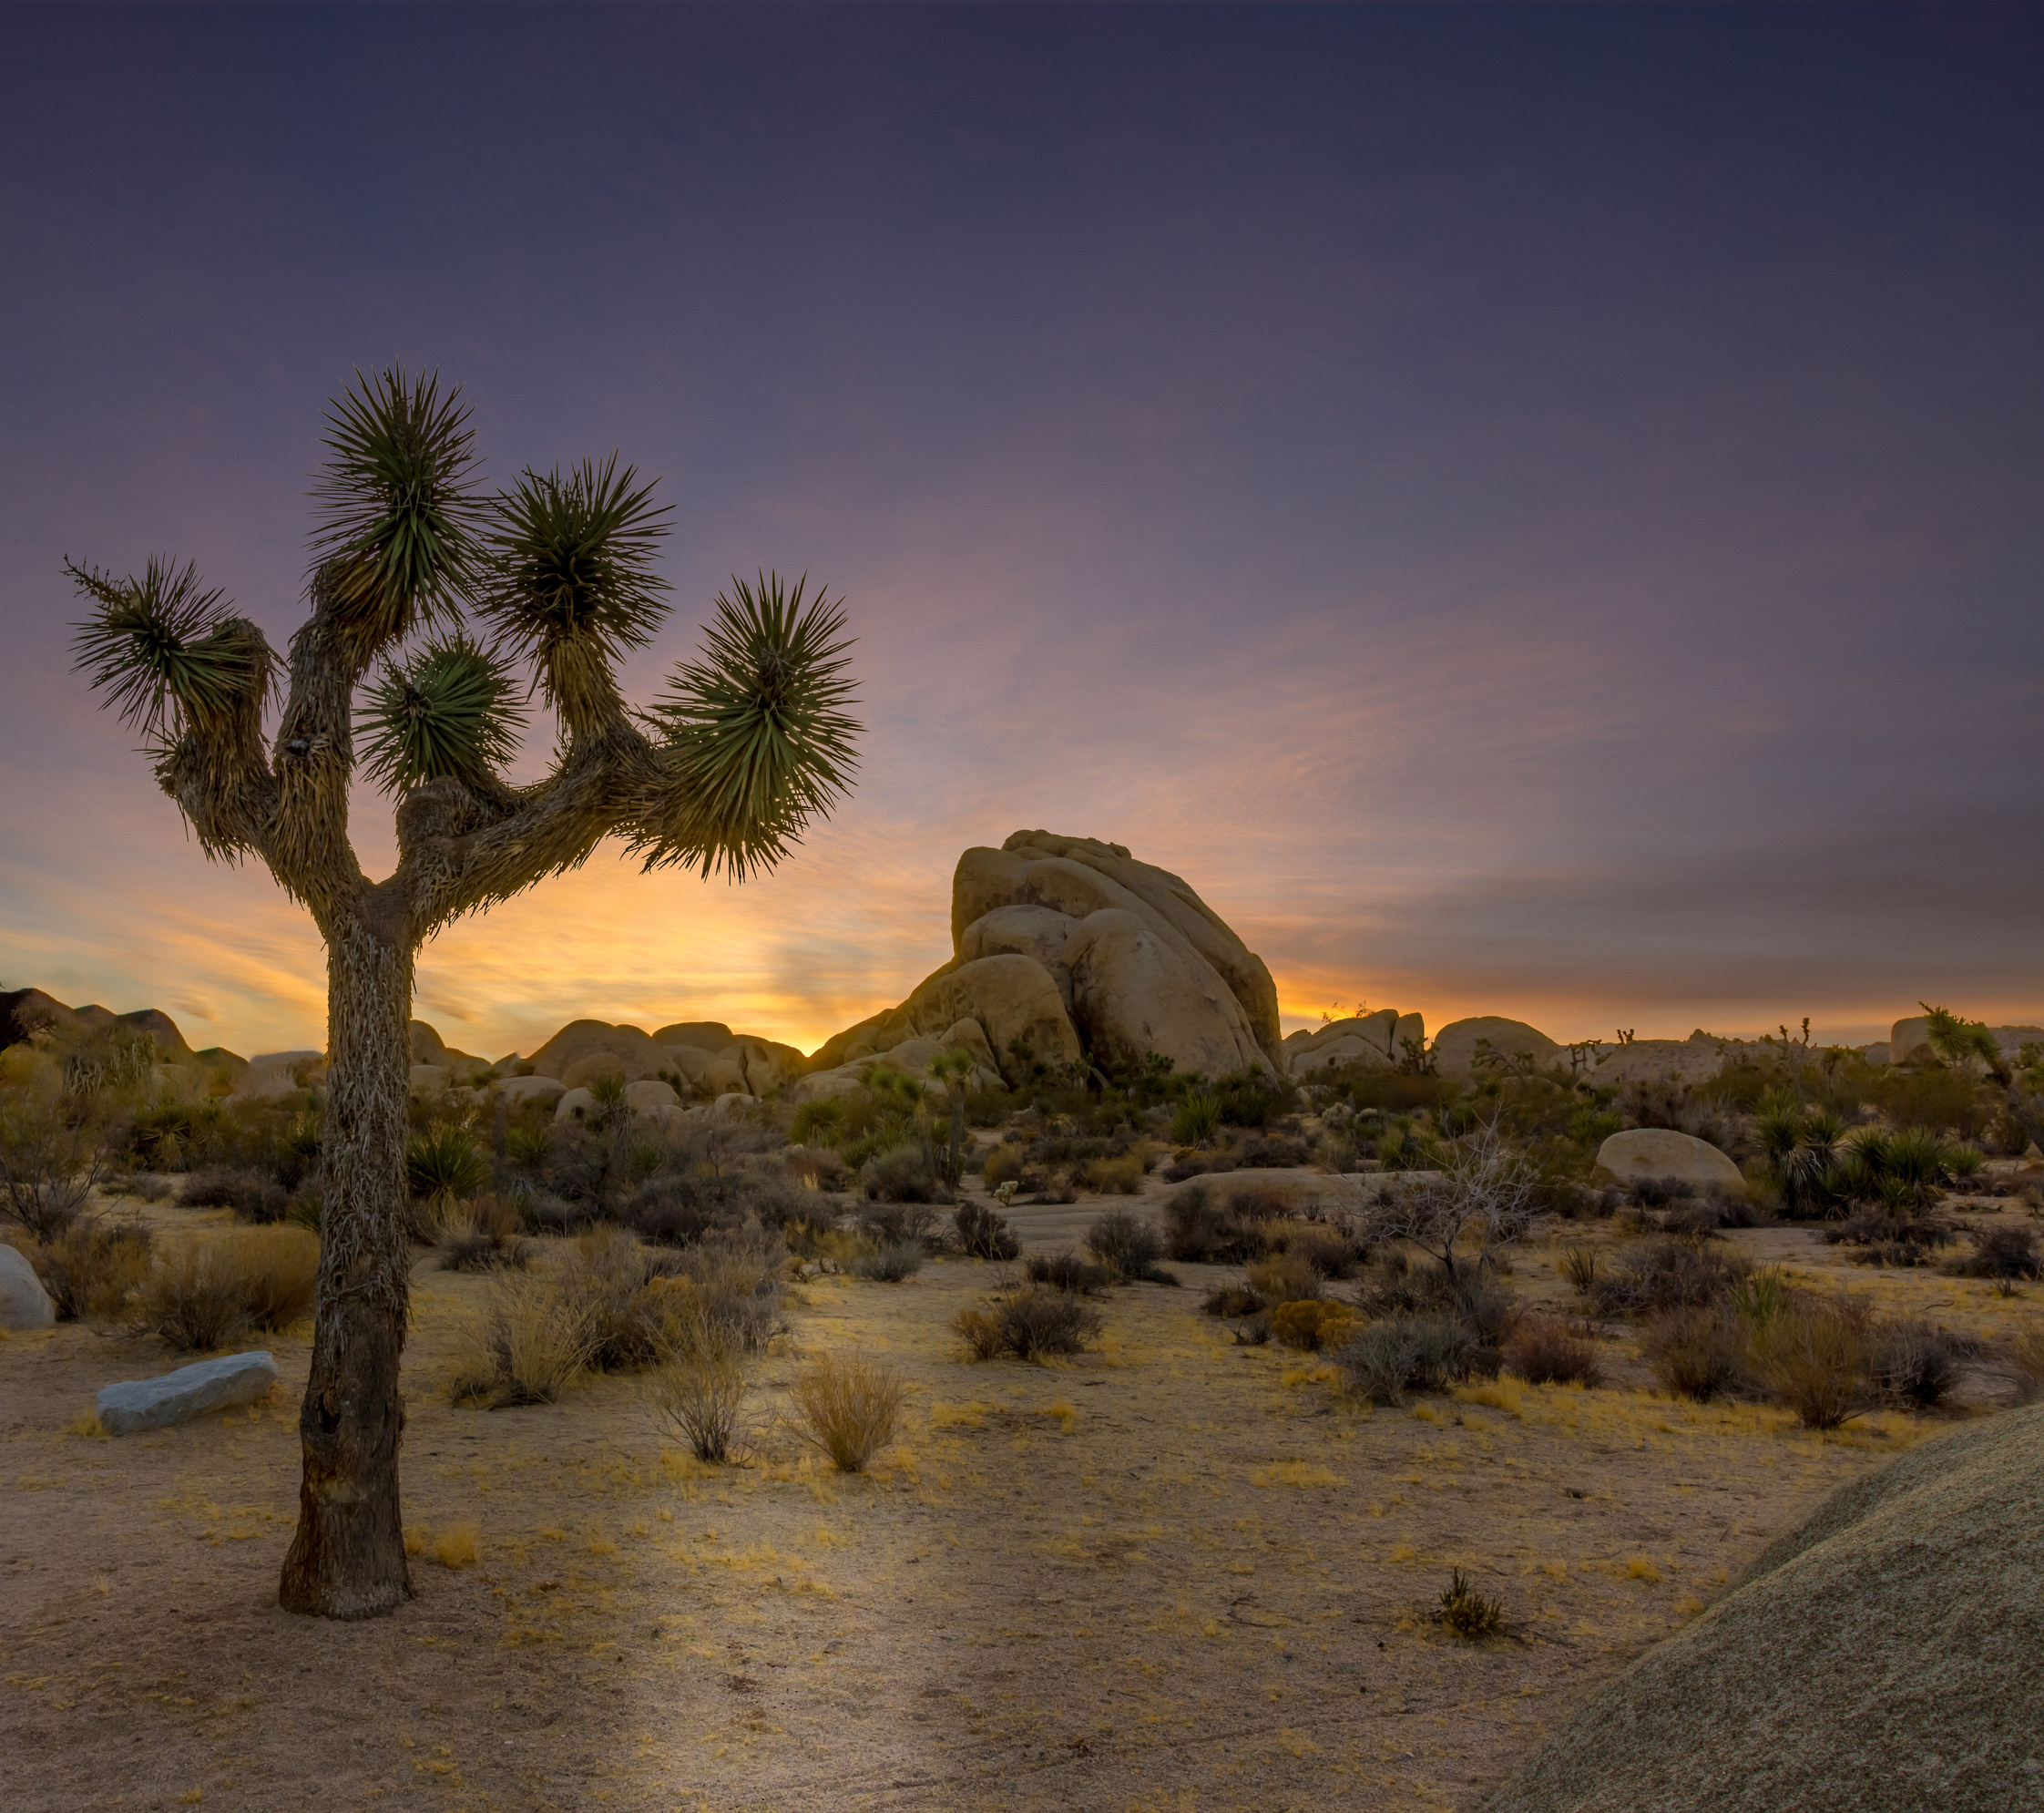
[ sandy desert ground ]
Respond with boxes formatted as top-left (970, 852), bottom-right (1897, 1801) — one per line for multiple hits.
top-left (5, 1184), bottom-right (2039, 1813)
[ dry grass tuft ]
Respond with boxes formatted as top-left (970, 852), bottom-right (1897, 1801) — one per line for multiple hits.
top-left (784, 1354), bottom-right (906, 1472)
top-left (650, 1356), bottom-right (749, 1462)
top-left (134, 1227), bottom-right (319, 1350)
top-left (448, 1274), bottom-right (596, 1408)
top-left (23, 1221), bottom-right (154, 1322)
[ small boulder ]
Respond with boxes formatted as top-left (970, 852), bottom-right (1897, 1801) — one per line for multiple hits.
top-left (97, 1351), bottom-right (280, 1435)
top-left (1, 1243), bottom-right (56, 1330)
top-left (1596, 1127), bottom-right (1743, 1193)
top-left (624, 1080), bottom-right (681, 1113)
top-left (1431, 1017), bottom-right (1559, 1078)
top-left (554, 1087), bottom-right (597, 1122)
top-left (407, 1063), bottom-right (451, 1097)
top-left (709, 1091), bottom-right (761, 1118)
top-left (1889, 1015), bottom-right (1936, 1066)
top-left (494, 1074), bottom-right (567, 1109)
top-left (560, 1051), bottom-right (629, 1091)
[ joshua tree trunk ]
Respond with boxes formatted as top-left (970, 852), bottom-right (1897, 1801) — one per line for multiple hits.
top-left (279, 912), bottom-right (416, 1617)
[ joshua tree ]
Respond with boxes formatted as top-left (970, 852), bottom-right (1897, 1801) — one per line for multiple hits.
top-left (66, 370), bottom-right (859, 1618)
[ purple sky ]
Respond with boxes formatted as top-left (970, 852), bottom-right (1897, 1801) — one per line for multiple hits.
top-left (2, 5), bottom-right (2039, 1060)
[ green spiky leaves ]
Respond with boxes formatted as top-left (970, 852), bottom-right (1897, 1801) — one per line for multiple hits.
top-left (477, 456), bottom-right (671, 732)
top-left (358, 634), bottom-right (526, 794)
top-left (310, 368), bottom-right (485, 660)
top-left (639, 573), bottom-right (861, 880)
top-left (66, 556), bottom-right (272, 736)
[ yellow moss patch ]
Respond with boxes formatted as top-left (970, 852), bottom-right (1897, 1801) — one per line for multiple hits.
top-left (1252, 1460), bottom-right (1341, 1489)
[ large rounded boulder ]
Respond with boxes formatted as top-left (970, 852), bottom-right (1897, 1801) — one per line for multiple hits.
top-left (1484, 1403), bottom-right (2044, 1813)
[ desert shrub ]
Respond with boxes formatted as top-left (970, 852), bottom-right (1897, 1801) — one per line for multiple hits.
top-left (1201, 1281), bottom-right (1265, 1318)
top-left (649, 1357), bottom-right (747, 1462)
top-left (852, 1238), bottom-right (925, 1283)
top-left (1630, 1175), bottom-right (1695, 1209)
top-left (1334, 1314), bottom-right (1485, 1404)
top-left (1562, 1246), bottom-right (1599, 1296)
top-left (1945, 1223), bottom-right (2041, 1280)
top-left (1246, 1251), bottom-right (1323, 1304)
top-left (1437, 1567), bottom-right (1504, 1638)
top-left (982, 1144), bottom-right (1026, 1188)
top-left (1873, 1316), bottom-right (1964, 1408)
top-left (956, 1286), bottom-right (1103, 1361)
top-left (437, 1194), bottom-right (530, 1273)
top-left (860, 1198), bottom-right (945, 1245)
top-left (21, 1220), bottom-right (154, 1321)
top-left (1748, 1301), bottom-right (1874, 1429)
top-left (1027, 1250), bottom-right (1113, 1295)
top-left (1505, 1315), bottom-right (1603, 1387)
top-left (558, 1226), bottom-right (782, 1370)
top-left (1642, 1306), bottom-right (1744, 1400)
top-left (448, 1273), bottom-right (595, 1408)
top-left (954, 1201), bottom-right (1020, 1260)
top-left (1271, 1298), bottom-right (1357, 1352)
top-left (785, 1354), bottom-right (906, 1470)
top-left (1592, 1238), bottom-right (1751, 1318)
top-left (1085, 1209), bottom-right (1175, 1283)
top-left (1160, 1183), bottom-right (1270, 1263)
top-left (1170, 1090), bottom-right (1223, 1145)
top-left (1284, 1224), bottom-right (1366, 1278)
top-left (861, 1145), bottom-right (952, 1205)
top-left (505, 1122), bottom-right (554, 1171)
top-left (1075, 1152), bottom-right (1145, 1194)
top-left (624, 1173), bottom-right (736, 1245)
top-left (1234, 1134), bottom-right (1313, 1169)
top-left (136, 1226), bottom-right (320, 1351)
top-left (181, 1164), bottom-right (290, 1224)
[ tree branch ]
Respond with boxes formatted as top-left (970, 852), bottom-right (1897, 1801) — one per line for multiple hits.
top-left (394, 724), bottom-right (660, 937)
top-left (268, 563), bottom-right (376, 919)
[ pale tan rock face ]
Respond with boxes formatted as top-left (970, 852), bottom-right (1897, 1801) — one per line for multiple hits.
top-left (559, 1051), bottom-right (629, 1091)
top-left (1065, 908), bottom-right (1272, 1078)
top-left (956, 903), bottom-right (1080, 1006)
top-left (492, 1074), bottom-right (566, 1109)
top-left (1595, 1126), bottom-right (1744, 1192)
top-left (1431, 1016), bottom-right (1559, 1077)
top-left (528, 1019), bottom-right (665, 1082)
top-left (1889, 1015), bottom-right (1935, 1065)
top-left (976, 832), bottom-right (1282, 1062)
top-left (623, 1080), bottom-right (681, 1112)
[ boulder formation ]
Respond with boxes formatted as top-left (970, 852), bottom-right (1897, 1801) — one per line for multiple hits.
top-left (807, 831), bottom-right (1282, 1091)
top-left (1483, 1402), bottom-right (2044, 1813)
top-left (1595, 1127), bottom-right (1744, 1193)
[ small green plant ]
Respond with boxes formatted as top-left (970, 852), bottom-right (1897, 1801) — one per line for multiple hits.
top-left (406, 1122), bottom-right (490, 1215)
top-left (1562, 1246), bottom-right (1599, 1296)
top-left (1437, 1568), bottom-right (1503, 1637)
top-left (1170, 1090), bottom-right (1223, 1145)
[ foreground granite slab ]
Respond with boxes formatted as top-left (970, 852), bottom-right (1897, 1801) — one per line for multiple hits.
top-left (97, 1351), bottom-right (280, 1434)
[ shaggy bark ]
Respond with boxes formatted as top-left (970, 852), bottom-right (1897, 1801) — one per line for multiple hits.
top-left (277, 915), bottom-right (415, 1616)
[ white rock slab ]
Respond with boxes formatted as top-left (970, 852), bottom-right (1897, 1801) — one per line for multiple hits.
top-left (1, 1243), bottom-right (55, 1329)
top-left (1595, 1127), bottom-right (1744, 1193)
top-left (97, 1351), bottom-right (280, 1435)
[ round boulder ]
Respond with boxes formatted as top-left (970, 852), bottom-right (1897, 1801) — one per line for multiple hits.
top-left (1484, 1402), bottom-right (2044, 1813)
top-left (1431, 1016), bottom-right (1559, 1078)
top-left (1, 1243), bottom-right (55, 1330)
top-left (494, 1074), bottom-right (567, 1110)
top-left (1595, 1127), bottom-right (1743, 1193)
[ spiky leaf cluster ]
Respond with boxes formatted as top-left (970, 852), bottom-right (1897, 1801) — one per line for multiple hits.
top-left (477, 456), bottom-right (671, 729)
top-left (66, 556), bottom-right (272, 736)
top-left (639, 573), bottom-right (861, 880)
top-left (358, 634), bottom-right (526, 794)
top-left (309, 368), bottom-right (485, 660)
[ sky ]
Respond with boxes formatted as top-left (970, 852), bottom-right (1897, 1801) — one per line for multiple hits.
top-left (1, 4), bottom-right (2039, 1061)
